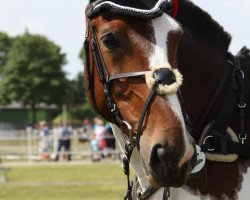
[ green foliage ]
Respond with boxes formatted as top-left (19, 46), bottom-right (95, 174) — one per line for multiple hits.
top-left (0, 32), bottom-right (12, 70)
top-left (64, 72), bottom-right (96, 123)
top-left (78, 45), bottom-right (85, 63)
top-left (0, 31), bottom-right (96, 125)
top-left (52, 112), bottom-right (81, 126)
top-left (66, 72), bottom-right (85, 105)
top-left (0, 31), bottom-right (68, 123)
top-left (0, 32), bottom-right (67, 105)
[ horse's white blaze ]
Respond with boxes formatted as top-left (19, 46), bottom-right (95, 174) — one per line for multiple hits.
top-left (111, 13), bottom-right (196, 200)
top-left (149, 13), bottom-right (179, 66)
top-left (168, 95), bottom-right (194, 167)
top-left (149, 13), bottom-right (193, 166)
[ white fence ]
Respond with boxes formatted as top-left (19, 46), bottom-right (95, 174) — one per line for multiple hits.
top-left (0, 129), bottom-right (121, 162)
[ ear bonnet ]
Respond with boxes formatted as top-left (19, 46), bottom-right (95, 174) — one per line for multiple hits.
top-left (88, 0), bottom-right (171, 19)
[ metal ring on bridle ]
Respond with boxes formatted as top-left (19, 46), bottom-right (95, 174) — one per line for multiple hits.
top-left (238, 103), bottom-right (246, 108)
top-left (203, 135), bottom-right (216, 152)
top-left (145, 64), bottom-right (183, 95)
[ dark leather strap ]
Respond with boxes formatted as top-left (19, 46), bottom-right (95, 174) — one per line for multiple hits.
top-left (201, 51), bottom-right (248, 155)
top-left (109, 71), bottom-right (148, 82)
top-left (136, 83), bottom-right (158, 150)
top-left (84, 37), bottom-right (101, 115)
top-left (193, 54), bottom-right (232, 134)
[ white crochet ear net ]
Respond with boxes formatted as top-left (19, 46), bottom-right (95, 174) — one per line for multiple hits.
top-left (145, 64), bottom-right (183, 95)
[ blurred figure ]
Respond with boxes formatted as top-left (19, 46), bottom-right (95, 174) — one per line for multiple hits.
top-left (78, 118), bottom-right (93, 142)
top-left (38, 120), bottom-right (51, 159)
top-left (89, 117), bottom-right (106, 161)
top-left (54, 122), bottom-right (71, 161)
top-left (93, 117), bottom-right (106, 151)
top-left (89, 132), bottom-right (101, 161)
top-left (104, 123), bottom-right (116, 150)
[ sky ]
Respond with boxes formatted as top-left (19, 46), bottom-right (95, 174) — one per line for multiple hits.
top-left (0, 0), bottom-right (249, 80)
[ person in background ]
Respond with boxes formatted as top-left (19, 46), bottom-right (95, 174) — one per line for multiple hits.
top-left (54, 122), bottom-right (71, 161)
top-left (38, 120), bottom-right (51, 159)
top-left (79, 118), bottom-right (93, 142)
top-left (104, 123), bottom-right (116, 151)
top-left (93, 117), bottom-right (106, 151)
top-left (89, 132), bottom-right (101, 161)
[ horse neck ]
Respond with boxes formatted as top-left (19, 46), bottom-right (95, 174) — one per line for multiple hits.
top-left (177, 34), bottom-right (227, 125)
top-left (175, 0), bottom-right (231, 125)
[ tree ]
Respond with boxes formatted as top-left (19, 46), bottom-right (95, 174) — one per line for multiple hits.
top-left (0, 31), bottom-right (68, 124)
top-left (0, 32), bottom-right (12, 70)
top-left (66, 72), bottom-right (96, 124)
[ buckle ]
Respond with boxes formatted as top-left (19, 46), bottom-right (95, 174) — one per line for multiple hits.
top-left (203, 135), bottom-right (216, 152)
top-left (201, 123), bottom-right (230, 155)
top-left (239, 133), bottom-right (247, 144)
top-left (238, 103), bottom-right (246, 108)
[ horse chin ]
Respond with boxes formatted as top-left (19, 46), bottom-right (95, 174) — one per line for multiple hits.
top-left (147, 168), bottom-right (188, 188)
top-left (147, 152), bottom-right (197, 188)
top-left (147, 169), bottom-right (187, 188)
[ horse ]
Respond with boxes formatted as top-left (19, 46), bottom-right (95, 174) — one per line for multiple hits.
top-left (83, 0), bottom-right (250, 199)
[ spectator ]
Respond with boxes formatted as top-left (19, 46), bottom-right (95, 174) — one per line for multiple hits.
top-left (104, 123), bottom-right (116, 150)
top-left (79, 118), bottom-right (93, 142)
top-left (54, 122), bottom-right (71, 161)
top-left (89, 133), bottom-right (101, 161)
top-left (38, 120), bottom-right (51, 159)
top-left (93, 117), bottom-right (106, 151)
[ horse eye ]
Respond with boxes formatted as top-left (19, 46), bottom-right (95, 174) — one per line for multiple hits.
top-left (101, 34), bottom-right (119, 50)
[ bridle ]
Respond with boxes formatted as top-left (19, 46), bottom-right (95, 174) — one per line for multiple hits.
top-left (84, 1), bottom-right (180, 199)
top-left (84, 1), bottom-right (250, 200)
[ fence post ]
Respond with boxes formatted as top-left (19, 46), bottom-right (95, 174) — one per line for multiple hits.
top-left (26, 127), bottom-right (32, 162)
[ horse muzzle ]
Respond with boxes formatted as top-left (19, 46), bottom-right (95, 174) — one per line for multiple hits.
top-left (147, 140), bottom-right (197, 188)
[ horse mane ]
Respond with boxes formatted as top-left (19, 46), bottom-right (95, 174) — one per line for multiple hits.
top-left (177, 0), bottom-right (231, 51)
top-left (239, 46), bottom-right (250, 63)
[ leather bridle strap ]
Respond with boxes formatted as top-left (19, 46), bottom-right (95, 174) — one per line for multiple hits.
top-left (136, 83), bottom-right (158, 150)
top-left (192, 54), bottom-right (232, 135)
top-left (86, 13), bottom-right (179, 199)
top-left (109, 71), bottom-right (148, 82)
top-left (86, 19), bottom-right (170, 199)
top-left (87, 18), bottom-right (160, 150)
top-left (88, 19), bottom-right (124, 126)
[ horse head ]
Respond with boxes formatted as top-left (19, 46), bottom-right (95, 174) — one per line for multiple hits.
top-left (84, 0), bottom-right (197, 188)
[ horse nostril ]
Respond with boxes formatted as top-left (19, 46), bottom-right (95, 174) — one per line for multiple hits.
top-left (150, 144), bottom-right (170, 165)
top-left (157, 148), bottom-right (168, 162)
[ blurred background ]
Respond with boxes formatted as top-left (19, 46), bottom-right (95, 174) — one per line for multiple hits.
top-left (0, 0), bottom-right (249, 199)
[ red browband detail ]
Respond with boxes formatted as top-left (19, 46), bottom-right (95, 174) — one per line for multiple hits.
top-left (171, 0), bottom-right (178, 18)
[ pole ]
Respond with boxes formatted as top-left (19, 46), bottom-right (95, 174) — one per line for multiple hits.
top-left (63, 104), bottom-right (67, 126)
top-left (26, 126), bottom-right (32, 163)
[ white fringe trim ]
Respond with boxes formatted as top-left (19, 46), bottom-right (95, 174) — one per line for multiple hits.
top-left (199, 124), bottom-right (239, 162)
top-left (145, 64), bottom-right (183, 95)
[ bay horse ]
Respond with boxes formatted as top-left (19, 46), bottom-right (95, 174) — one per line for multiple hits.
top-left (83, 0), bottom-right (250, 199)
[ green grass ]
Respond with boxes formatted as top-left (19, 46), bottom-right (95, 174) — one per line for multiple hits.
top-left (0, 162), bottom-right (127, 200)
